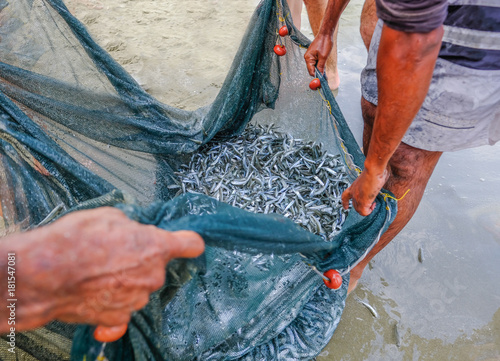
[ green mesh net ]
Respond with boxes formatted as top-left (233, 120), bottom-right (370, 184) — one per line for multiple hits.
top-left (0, 0), bottom-right (397, 359)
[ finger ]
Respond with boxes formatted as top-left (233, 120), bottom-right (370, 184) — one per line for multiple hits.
top-left (161, 230), bottom-right (205, 260)
top-left (64, 279), bottom-right (161, 324)
top-left (131, 292), bottom-right (151, 311)
top-left (356, 202), bottom-right (374, 217)
top-left (94, 324), bottom-right (128, 342)
top-left (58, 308), bottom-right (131, 326)
top-left (74, 258), bottom-right (166, 291)
top-left (304, 52), bottom-right (317, 77)
top-left (111, 264), bottom-right (166, 291)
top-left (341, 188), bottom-right (351, 210)
top-left (316, 57), bottom-right (326, 76)
top-left (92, 311), bottom-right (131, 327)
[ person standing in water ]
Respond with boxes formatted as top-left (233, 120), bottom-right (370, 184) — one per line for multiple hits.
top-left (304, 0), bottom-right (500, 293)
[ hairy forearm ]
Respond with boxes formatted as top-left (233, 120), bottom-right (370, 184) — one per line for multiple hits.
top-left (365, 24), bottom-right (444, 174)
top-left (317, 0), bottom-right (350, 37)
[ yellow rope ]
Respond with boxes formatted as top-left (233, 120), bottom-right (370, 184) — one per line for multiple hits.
top-left (382, 188), bottom-right (410, 202)
top-left (279, 9), bottom-right (290, 23)
top-left (381, 189), bottom-right (411, 209)
top-left (316, 88), bottom-right (332, 114)
top-left (339, 142), bottom-right (362, 174)
top-left (315, 88), bottom-right (364, 175)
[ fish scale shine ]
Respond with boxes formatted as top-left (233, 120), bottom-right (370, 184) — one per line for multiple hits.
top-left (175, 124), bottom-right (351, 240)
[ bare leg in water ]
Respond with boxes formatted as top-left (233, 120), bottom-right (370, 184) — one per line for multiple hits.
top-left (347, 98), bottom-right (443, 293)
top-left (289, 0), bottom-right (340, 91)
top-left (288, 0), bottom-right (303, 29)
top-left (359, 0), bottom-right (378, 50)
top-left (346, 0), bottom-right (443, 293)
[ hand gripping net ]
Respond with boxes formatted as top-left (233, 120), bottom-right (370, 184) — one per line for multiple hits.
top-left (0, 0), bottom-right (396, 359)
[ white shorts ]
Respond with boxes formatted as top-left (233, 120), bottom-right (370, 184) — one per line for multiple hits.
top-left (360, 20), bottom-right (500, 152)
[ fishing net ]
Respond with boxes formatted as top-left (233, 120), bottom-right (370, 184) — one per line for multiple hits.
top-left (0, 0), bottom-right (397, 359)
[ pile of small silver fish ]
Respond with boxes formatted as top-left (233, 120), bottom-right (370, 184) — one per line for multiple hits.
top-left (174, 124), bottom-right (351, 240)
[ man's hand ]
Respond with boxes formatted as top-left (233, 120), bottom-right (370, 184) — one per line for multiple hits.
top-left (341, 167), bottom-right (389, 216)
top-left (303, 0), bottom-right (350, 77)
top-left (0, 208), bottom-right (204, 333)
top-left (304, 34), bottom-right (333, 77)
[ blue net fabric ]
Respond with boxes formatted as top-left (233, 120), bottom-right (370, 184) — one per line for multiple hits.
top-left (0, 0), bottom-right (397, 359)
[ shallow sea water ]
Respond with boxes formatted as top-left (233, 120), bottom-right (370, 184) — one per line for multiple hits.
top-left (65, 0), bottom-right (500, 359)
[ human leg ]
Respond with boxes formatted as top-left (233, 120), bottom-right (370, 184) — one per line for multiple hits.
top-left (360, 0), bottom-right (377, 51)
top-left (347, 98), bottom-right (443, 293)
top-left (288, 0), bottom-right (303, 29)
top-left (303, 0), bottom-right (340, 91)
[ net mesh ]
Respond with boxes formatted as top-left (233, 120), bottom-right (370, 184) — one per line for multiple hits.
top-left (0, 0), bottom-right (397, 359)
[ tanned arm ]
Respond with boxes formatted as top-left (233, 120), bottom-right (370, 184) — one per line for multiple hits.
top-left (304, 0), bottom-right (350, 76)
top-left (342, 24), bottom-right (444, 216)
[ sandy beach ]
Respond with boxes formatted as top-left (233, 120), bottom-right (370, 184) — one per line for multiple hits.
top-left (63, 0), bottom-right (500, 359)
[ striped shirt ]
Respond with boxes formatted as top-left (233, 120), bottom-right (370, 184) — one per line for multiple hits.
top-left (375, 0), bottom-right (500, 70)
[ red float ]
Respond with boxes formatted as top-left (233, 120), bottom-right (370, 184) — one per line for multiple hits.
top-left (273, 44), bottom-right (287, 56)
top-left (309, 78), bottom-right (321, 90)
top-left (279, 26), bottom-right (289, 37)
top-left (323, 269), bottom-right (342, 290)
top-left (94, 324), bottom-right (128, 343)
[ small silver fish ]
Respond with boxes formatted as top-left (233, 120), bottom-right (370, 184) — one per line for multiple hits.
top-left (37, 203), bottom-right (65, 227)
top-left (394, 321), bottom-right (401, 347)
top-left (418, 247), bottom-right (425, 263)
top-left (355, 297), bottom-right (379, 318)
top-left (177, 124), bottom-right (351, 240)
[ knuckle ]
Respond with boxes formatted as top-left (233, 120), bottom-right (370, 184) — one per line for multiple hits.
top-left (150, 272), bottom-right (166, 290)
top-left (134, 294), bottom-right (151, 310)
top-left (143, 225), bottom-right (165, 245)
top-left (115, 313), bottom-right (131, 325)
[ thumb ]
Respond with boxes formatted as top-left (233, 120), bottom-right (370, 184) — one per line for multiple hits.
top-left (161, 230), bottom-right (205, 261)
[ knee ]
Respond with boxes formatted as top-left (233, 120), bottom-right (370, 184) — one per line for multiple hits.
top-left (388, 144), bottom-right (442, 183)
top-left (388, 149), bottom-right (421, 182)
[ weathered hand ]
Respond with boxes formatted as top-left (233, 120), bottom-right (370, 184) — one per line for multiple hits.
top-left (341, 168), bottom-right (389, 216)
top-left (304, 34), bottom-right (333, 77)
top-left (1, 208), bottom-right (204, 332)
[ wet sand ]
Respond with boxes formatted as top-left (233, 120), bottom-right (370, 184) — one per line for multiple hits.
top-left (65, 0), bottom-right (500, 359)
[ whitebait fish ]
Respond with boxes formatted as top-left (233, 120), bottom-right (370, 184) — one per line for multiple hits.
top-left (355, 297), bottom-right (379, 318)
top-left (176, 124), bottom-right (351, 240)
top-left (418, 247), bottom-right (425, 263)
top-left (394, 321), bottom-right (401, 347)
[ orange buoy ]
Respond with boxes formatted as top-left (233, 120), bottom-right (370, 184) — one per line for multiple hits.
top-left (93, 324), bottom-right (128, 343)
top-left (273, 44), bottom-right (287, 56)
top-left (323, 269), bottom-right (342, 290)
top-left (279, 26), bottom-right (289, 37)
top-left (309, 78), bottom-right (321, 90)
